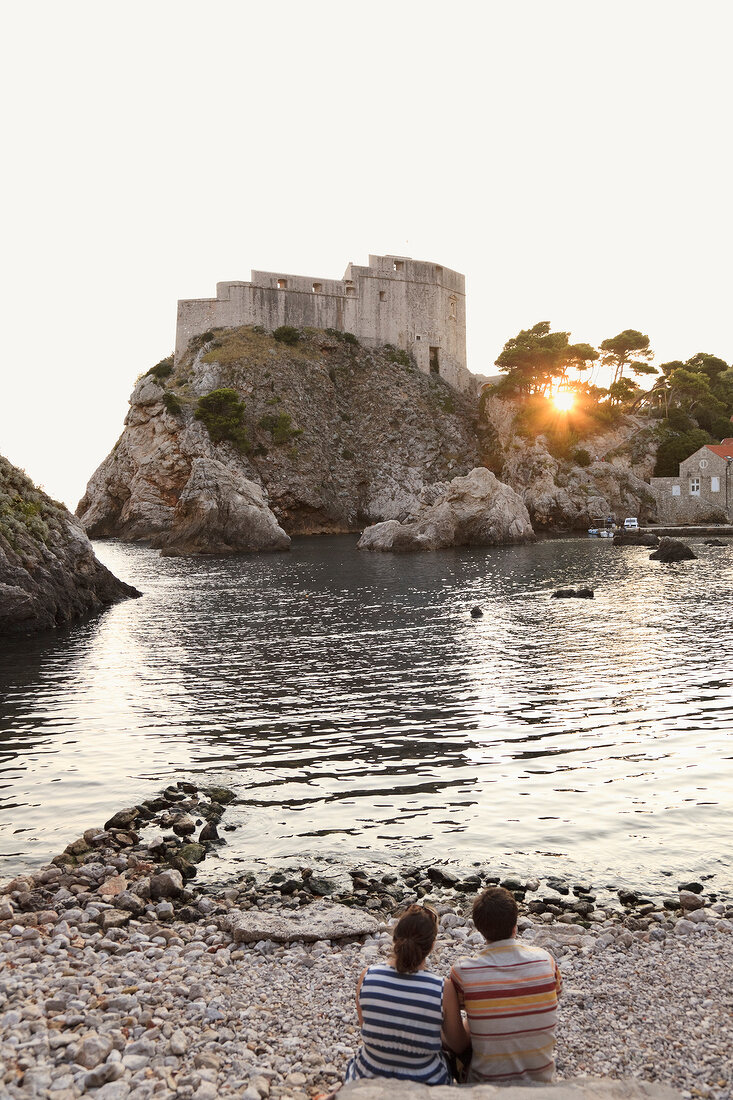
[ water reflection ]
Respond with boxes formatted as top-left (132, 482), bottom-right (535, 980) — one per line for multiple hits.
top-left (0, 536), bottom-right (732, 890)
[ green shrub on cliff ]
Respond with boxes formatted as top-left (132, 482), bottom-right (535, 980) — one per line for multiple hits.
top-left (163, 392), bottom-right (183, 417)
top-left (258, 411), bottom-right (302, 444)
top-left (383, 344), bottom-right (412, 368)
top-left (325, 328), bottom-right (359, 346)
top-left (195, 388), bottom-right (249, 452)
top-left (653, 427), bottom-right (712, 477)
top-left (0, 457), bottom-right (66, 548)
top-left (273, 326), bottom-right (300, 347)
top-left (147, 356), bottom-right (174, 381)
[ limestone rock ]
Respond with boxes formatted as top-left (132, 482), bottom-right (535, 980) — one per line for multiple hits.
top-left (649, 537), bottom-right (697, 563)
top-left (152, 457), bottom-right (290, 556)
top-left (613, 532), bottom-right (659, 547)
top-left (358, 467), bottom-right (534, 552)
top-left (341, 1079), bottom-right (682, 1099)
top-left (149, 869), bottom-right (184, 900)
top-left (679, 890), bottom-right (705, 911)
top-left (76, 331), bottom-right (480, 551)
top-left (223, 901), bottom-right (379, 943)
top-left (104, 808), bottom-right (139, 830)
top-left (479, 395), bottom-right (659, 532)
top-left (0, 455), bottom-right (140, 635)
top-left (75, 1032), bottom-right (114, 1070)
top-left (307, 869), bottom-right (354, 897)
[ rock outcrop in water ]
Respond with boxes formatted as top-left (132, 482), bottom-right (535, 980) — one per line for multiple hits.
top-left (76, 328), bottom-right (479, 552)
top-left (479, 395), bottom-right (659, 531)
top-left (151, 457), bottom-right (290, 556)
top-left (358, 467), bottom-right (534, 551)
top-left (0, 454), bottom-right (140, 634)
top-left (649, 537), bottom-right (697, 563)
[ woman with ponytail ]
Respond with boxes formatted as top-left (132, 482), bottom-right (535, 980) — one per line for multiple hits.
top-left (343, 903), bottom-right (468, 1085)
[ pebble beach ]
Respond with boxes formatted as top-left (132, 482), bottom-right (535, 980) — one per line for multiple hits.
top-left (2, 782), bottom-right (732, 1100)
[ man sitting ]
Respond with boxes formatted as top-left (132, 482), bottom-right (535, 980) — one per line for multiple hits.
top-left (448, 886), bottom-right (563, 1084)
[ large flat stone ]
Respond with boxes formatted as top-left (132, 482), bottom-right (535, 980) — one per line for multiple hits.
top-left (224, 901), bottom-right (379, 943)
top-left (341, 1079), bottom-right (682, 1099)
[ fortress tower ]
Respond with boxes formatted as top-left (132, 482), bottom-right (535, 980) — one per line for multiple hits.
top-left (174, 254), bottom-right (472, 394)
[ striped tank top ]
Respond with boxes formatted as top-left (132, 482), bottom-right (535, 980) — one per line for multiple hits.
top-left (450, 938), bottom-right (562, 1084)
top-left (344, 964), bottom-right (451, 1085)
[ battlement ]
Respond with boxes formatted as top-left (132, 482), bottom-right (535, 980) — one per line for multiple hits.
top-left (175, 254), bottom-right (471, 394)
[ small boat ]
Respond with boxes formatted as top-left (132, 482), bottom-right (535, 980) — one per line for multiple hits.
top-left (588, 517), bottom-right (617, 538)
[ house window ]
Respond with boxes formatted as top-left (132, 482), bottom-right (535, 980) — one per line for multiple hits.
top-left (672, 485), bottom-right (681, 496)
top-left (312, 282), bottom-right (322, 293)
top-left (711, 476), bottom-right (720, 492)
top-left (277, 279), bottom-right (287, 290)
top-left (379, 291), bottom-right (387, 302)
top-left (393, 261), bottom-right (403, 272)
top-left (689, 478), bottom-right (700, 495)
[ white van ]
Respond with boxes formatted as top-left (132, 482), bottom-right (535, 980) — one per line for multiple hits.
top-left (624, 517), bottom-right (639, 530)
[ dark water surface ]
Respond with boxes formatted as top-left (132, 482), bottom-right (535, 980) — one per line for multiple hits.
top-left (1, 537), bottom-right (732, 892)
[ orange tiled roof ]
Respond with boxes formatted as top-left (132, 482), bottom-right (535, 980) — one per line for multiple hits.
top-left (706, 438), bottom-right (733, 459)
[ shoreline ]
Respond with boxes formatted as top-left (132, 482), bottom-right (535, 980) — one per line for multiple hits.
top-left (2, 783), bottom-right (732, 1099)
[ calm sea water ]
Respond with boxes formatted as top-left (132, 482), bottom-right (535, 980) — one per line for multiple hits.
top-left (1, 536), bottom-right (732, 893)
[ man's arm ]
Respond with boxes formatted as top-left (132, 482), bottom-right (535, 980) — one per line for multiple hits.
top-left (553, 958), bottom-right (563, 998)
top-left (442, 977), bottom-right (471, 1054)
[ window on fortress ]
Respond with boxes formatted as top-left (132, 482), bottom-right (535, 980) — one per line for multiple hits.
top-left (436, 266), bottom-right (443, 278)
top-left (449, 296), bottom-right (457, 320)
top-left (277, 279), bottom-right (288, 289)
top-left (346, 286), bottom-right (356, 296)
top-left (429, 347), bottom-right (440, 375)
top-left (379, 291), bottom-right (387, 302)
top-left (393, 261), bottom-right (403, 272)
top-left (312, 283), bottom-right (322, 292)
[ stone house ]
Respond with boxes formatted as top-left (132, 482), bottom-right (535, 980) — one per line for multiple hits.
top-left (174, 254), bottom-right (474, 394)
top-left (650, 438), bottom-right (733, 523)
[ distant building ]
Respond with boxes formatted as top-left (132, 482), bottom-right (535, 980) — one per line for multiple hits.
top-left (651, 438), bottom-right (733, 523)
top-left (174, 254), bottom-right (474, 394)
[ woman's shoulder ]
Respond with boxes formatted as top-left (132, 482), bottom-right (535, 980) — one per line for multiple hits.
top-left (364, 964), bottom-right (444, 985)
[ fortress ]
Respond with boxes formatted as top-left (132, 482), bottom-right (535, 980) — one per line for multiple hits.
top-left (175, 254), bottom-right (473, 394)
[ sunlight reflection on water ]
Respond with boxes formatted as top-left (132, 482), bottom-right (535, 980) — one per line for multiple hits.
top-left (0, 536), bottom-right (731, 889)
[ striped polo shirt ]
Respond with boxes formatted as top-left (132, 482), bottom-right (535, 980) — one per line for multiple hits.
top-left (344, 964), bottom-right (451, 1085)
top-left (450, 938), bottom-right (562, 1084)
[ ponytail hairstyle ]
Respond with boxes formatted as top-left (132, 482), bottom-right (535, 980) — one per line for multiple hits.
top-left (391, 903), bottom-right (439, 974)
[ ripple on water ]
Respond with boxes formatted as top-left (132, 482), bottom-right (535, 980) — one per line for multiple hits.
top-left (0, 535), bottom-right (731, 889)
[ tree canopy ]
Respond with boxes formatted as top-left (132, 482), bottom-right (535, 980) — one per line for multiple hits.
top-left (495, 322), bottom-right (599, 396)
top-left (599, 329), bottom-right (656, 391)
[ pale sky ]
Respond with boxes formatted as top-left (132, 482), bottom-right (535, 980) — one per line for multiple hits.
top-left (1, 0), bottom-right (731, 508)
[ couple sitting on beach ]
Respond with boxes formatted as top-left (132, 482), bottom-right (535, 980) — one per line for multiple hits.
top-left (344, 886), bottom-right (562, 1088)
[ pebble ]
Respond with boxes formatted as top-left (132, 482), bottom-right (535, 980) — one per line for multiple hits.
top-left (1, 784), bottom-right (731, 1100)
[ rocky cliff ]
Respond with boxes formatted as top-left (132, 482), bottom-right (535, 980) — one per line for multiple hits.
top-left (479, 395), bottom-right (659, 530)
top-left (358, 467), bottom-right (534, 551)
top-left (76, 328), bottom-right (480, 554)
top-left (0, 456), bottom-right (140, 634)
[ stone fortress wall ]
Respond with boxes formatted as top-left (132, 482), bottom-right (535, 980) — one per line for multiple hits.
top-left (175, 254), bottom-right (473, 394)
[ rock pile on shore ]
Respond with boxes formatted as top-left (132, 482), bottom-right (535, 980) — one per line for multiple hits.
top-left (2, 787), bottom-right (732, 1100)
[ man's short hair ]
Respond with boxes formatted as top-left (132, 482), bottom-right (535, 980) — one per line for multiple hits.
top-left (472, 886), bottom-right (519, 941)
